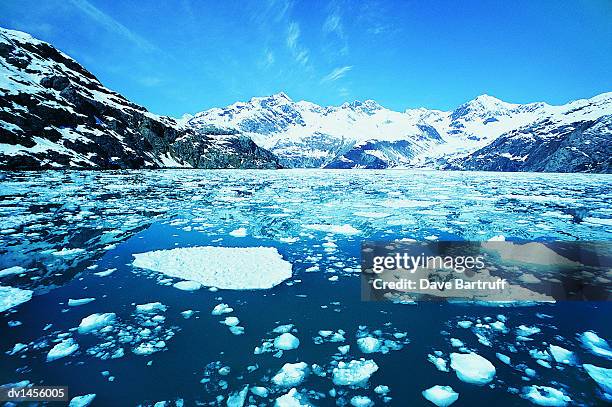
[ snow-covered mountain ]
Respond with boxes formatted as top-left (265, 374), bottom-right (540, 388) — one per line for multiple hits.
top-left (188, 92), bottom-right (611, 172)
top-left (0, 27), bottom-right (280, 170)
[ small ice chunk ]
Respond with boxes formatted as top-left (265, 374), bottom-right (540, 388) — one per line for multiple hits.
top-left (521, 385), bottom-right (571, 406)
top-left (136, 302), bottom-right (167, 314)
top-left (0, 285), bottom-right (33, 312)
top-left (229, 326), bottom-right (244, 335)
top-left (0, 266), bottom-right (26, 277)
top-left (496, 353), bottom-right (511, 365)
top-left (583, 364), bottom-right (612, 395)
top-left (303, 224), bottom-right (360, 235)
top-left (251, 386), bottom-right (269, 398)
top-left (212, 303), bottom-right (233, 315)
top-left (450, 338), bottom-right (464, 348)
top-left (229, 227), bottom-right (247, 237)
top-left (68, 298), bottom-right (96, 307)
top-left (422, 385), bottom-right (459, 407)
top-left (173, 280), bottom-right (202, 291)
top-left (69, 394), bottom-right (96, 407)
top-left (223, 316), bottom-right (240, 327)
top-left (332, 359), bottom-right (378, 386)
top-left (226, 384), bottom-right (249, 407)
top-left (374, 385), bottom-right (390, 395)
top-left (78, 313), bottom-right (116, 334)
top-left (338, 345), bottom-right (350, 355)
top-left (350, 395), bottom-right (374, 407)
top-left (457, 321), bottom-right (472, 329)
top-left (275, 388), bottom-right (309, 406)
top-left (549, 345), bottom-right (575, 365)
top-left (579, 331), bottom-right (612, 360)
top-left (272, 362), bottom-right (309, 387)
top-left (274, 333), bottom-right (300, 350)
top-left (181, 310), bottom-right (194, 319)
top-left (94, 268), bottom-right (116, 277)
top-left (357, 336), bottom-right (381, 354)
top-left (133, 246), bottom-right (292, 290)
top-left (273, 324), bottom-right (294, 333)
top-left (47, 338), bottom-right (79, 361)
top-left (517, 325), bottom-right (541, 337)
top-left (428, 354), bottom-right (449, 372)
top-left (450, 353), bottom-right (496, 385)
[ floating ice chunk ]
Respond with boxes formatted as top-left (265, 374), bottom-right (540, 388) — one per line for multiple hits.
top-left (68, 298), bottom-right (96, 307)
top-left (374, 385), bottom-right (390, 395)
top-left (181, 310), bottom-right (194, 319)
top-left (9, 343), bottom-right (27, 355)
top-left (227, 384), bottom-right (249, 407)
top-left (529, 349), bottom-right (551, 361)
top-left (428, 354), bottom-right (449, 372)
top-left (273, 324), bottom-right (294, 334)
top-left (251, 386), bottom-right (269, 398)
top-left (0, 266), bottom-right (26, 278)
top-left (303, 224), bottom-right (360, 235)
top-left (274, 333), bottom-right (300, 350)
top-left (212, 303), bottom-right (233, 315)
top-left (579, 331), bottom-right (612, 360)
top-left (450, 353), bottom-right (496, 385)
top-left (223, 316), bottom-right (240, 327)
top-left (332, 359), bottom-right (378, 386)
top-left (136, 302), bottom-right (167, 314)
top-left (521, 385), bottom-right (571, 406)
top-left (483, 242), bottom-right (579, 267)
top-left (173, 281), bottom-right (202, 291)
top-left (52, 248), bottom-right (85, 257)
top-left (583, 364), bottom-right (612, 395)
top-left (78, 313), bottom-right (116, 334)
top-left (549, 345), bottom-right (575, 365)
top-left (94, 268), bottom-right (116, 277)
top-left (488, 235), bottom-right (506, 242)
top-left (517, 325), bottom-right (541, 337)
top-left (422, 385), bottom-right (459, 407)
top-left (275, 388), bottom-right (310, 406)
top-left (350, 395), bottom-right (374, 407)
top-left (490, 321), bottom-right (506, 332)
top-left (47, 338), bottom-right (79, 361)
top-left (457, 321), bottom-right (472, 329)
top-left (69, 394), bottom-right (96, 407)
top-left (229, 326), bottom-right (245, 335)
top-left (328, 275), bottom-right (339, 281)
top-left (229, 228), bottom-right (247, 237)
top-left (496, 353), bottom-right (511, 365)
top-left (357, 336), bottom-right (381, 354)
top-left (272, 362), bottom-right (309, 387)
top-left (450, 338), bottom-right (464, 348)
top-left (338, 345), bottom-right (350, 355)
top-left (0, 285), bottom-right (33, 312)
top-left (132, 246), bottom-right (292, 290)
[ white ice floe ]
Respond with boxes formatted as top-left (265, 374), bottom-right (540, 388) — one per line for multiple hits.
top-left (583, 364), bottom-right (612, 395)
top-left (0, 285), bottom-right (33, 312)
top-left (422, 385), bottom-right (459, 407)
top-left (428, 354), bottom-right (449, 372)
top-left (517, 325), bottom-right (541, 338)
top-left (68, 394), bottom-right (96, 407)
top-left (332, 359), bottom-right (379, 386)
top-left (274, 333), bottom-right (300, 350)
top-left (549, 345), bottom-right (576, 365)
top-left (457, 320), bottom-right (473, 329)
top-left (181, 310), bottom-right (194, 319)
top-left (579, 331), bottom-right (612, 360)
top-left (449, 353), bottom-right (496, 385)
top-left (223, 316), bottom-right (240, 327)
top-left (47, 338), bottom-right (79, 362)
top-left (374, 385), bottom-right (390, 395)
top-left (94, 268), bottom-right (116, 277)
top-left (132, 246), bottom-right (292, 290)
top-left (272, 362), bottom-right (309, 387)
top-left (136, 302), bottom-right (167, 313)
top-left (273, 324), bottom-right (294, 333)
top-left (350, 395), bottom-right (374, 407)
top-left (275, 388), bottom-right (310, 406)
top-left (357, 336), bottom-right (381, 354)
top-left (229, 227), bottom-right (247, 237)
top-left (303, 224), bottom-right (360, 235)
top-left (496, 353), bottom-right (511, 365)
top-left (78, 313), bottom-right (116, 334)
top-left (68, 298), bottom-right (95, 307)
top-left (521, 385), bottom-right (571, 406)
top-left (251, 386), bottom-right (269, 398)
top-left (227, 385), bottom-right (249, 407)
top-left (0, 266), bottom-right (25, 278)
top-left (173, 280), bottom-right (202, 291)
top-left (211, 303), bottom-right (233, 315)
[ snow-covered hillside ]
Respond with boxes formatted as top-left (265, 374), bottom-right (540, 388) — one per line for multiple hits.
top-left (0, 27), bottom-right (280, 170)
top-left (189, 92), bottom-right (611, 172)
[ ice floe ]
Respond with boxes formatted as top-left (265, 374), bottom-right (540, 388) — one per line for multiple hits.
top-left (47, 337), bottom-right (79, 361)
top-left (272, 362), bottom-right (309, 387)
top-left (211, 303), bottom-right (233, 315)
top-left (136, 302), bottom-right (167, 314)
top-left (303, 224), bottom-right (360, 235)
top-left (579, 331), bottom-right (612, 360)
top-left (521, 385), bottom-right (571, 406)
top-left (173, 280), bottom-right (202, 291)
top-left (68, 394), bottom-right (96, 407)
top-left (0, 285), bottom-right (33, 312)
top-left (548, 345), bottom-right (575, 365)
top-left (78, 313), bottom-right (116, 334)
top-left (350, 395), bottom-right (374, 406)
top-left (68, 298), bottom-right (96, 307)
top-left (583, 364), bottom-right (612, 395)
top-left (274, 333), bottom-right (300, 350)
top-left (422, 385), bottom-right (459, 407)
top-left (357, 336), bottom-right (381, 354)
top-left (0, 266), bottom-right (26, 278)
top-left (332, 359), bottom-right (378, 386)
top-left (132, 246), bottom-right (292, 289)
top-left (449, 353), bottom-right (496, 385)
top-left (275, 388), bottom-right (310, 406)
top-left (226, 384), bottom-right (249, 407)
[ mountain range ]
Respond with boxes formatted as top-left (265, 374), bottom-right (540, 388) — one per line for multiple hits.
top-left (1, 27), bottom-right (610, 172)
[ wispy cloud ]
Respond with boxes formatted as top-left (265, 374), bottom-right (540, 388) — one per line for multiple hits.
top-left (321, 65), bottom-right (353, 83)
top-left (286, 21), bottom-right (309, 66)
top-left (259, 49), bottom-right (275, 69)
top-left (323, 12), bottom-right (344, 39)
top-left (69, 0), bottom-right (156, 52)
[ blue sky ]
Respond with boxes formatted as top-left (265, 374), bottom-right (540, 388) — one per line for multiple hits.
top-left (1, 0), bottom-right (611, 117)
